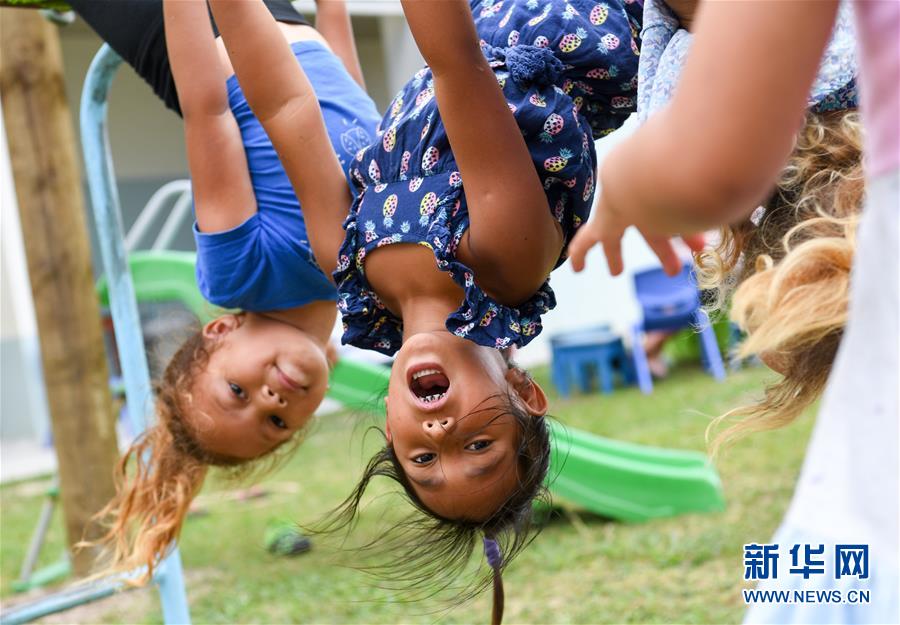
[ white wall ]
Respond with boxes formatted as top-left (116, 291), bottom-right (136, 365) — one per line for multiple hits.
top-left (0, 100), bottom-right (52, 444)
top-left (378, 15), bottom-right (425, 102)
top-left (58, 22), bottom-right (189, 180)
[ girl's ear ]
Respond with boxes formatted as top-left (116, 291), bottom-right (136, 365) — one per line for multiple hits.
top-left (384, 407), bottom-right (392, 443)
top-left (202, 314), bottom-right (239, 341)
top-left (325, 342), bottom-right (339, 369)
top-left (505, 368), bottom-right (549, 416)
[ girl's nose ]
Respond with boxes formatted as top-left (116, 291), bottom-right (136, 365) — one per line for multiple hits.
top-left (423, 416), bottom-right (455, 438)
top-left (262, 385), bottom-right (287, 407)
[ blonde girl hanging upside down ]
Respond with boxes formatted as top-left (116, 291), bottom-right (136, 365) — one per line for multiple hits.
top-left (628, 0), bottom-right (864, 443)
top-left (205, 0), bottom-right (642, 622)
top-left (568, 0), bottom-right (898, 621)
top-left (70, 0), bottom-right (380, 581)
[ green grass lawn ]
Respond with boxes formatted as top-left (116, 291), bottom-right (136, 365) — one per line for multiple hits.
top-left (0, 364), bottom-right (814, 624)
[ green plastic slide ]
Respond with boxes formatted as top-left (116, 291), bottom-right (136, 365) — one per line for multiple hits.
top-left (547, 420), bottom-right (725, 521)
top-left (98, 250), bottom-right (724, 520)
top-left (97, 250), bottom-right (211, 320)
top-left (328, 359), bottom-right (388, 415)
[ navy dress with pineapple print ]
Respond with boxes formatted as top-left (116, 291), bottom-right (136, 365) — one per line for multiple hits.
top-left (334, 0), bottom-right (642, 355)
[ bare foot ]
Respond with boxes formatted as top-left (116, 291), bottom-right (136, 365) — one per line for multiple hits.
top-left (647, 355), bottom-right (669, 379)
top-left (644, 330), bottom-right (675, 378)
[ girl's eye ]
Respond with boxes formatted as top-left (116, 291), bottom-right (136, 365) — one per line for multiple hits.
top-left (412, 452), bottom-right (436, 465)
top-left (465, 440), bottom-right (492, 452)
top-left (229, 382), bottom-right (245, 398)
top-left (269, 415), bottom-right (287, 430)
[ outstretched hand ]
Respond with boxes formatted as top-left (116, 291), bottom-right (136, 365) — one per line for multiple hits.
top-left (568, 0), bottom-right (843, 278)
top-left (567, 188), bottom-right (705, 277)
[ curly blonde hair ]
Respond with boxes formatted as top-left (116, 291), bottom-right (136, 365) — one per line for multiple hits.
top-left (87, 322), bottom-right (301, 584)
top-left (697, 110), bottom-right (864, 452)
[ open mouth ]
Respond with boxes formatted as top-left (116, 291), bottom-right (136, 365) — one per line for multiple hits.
top-left (408, 365), bottom-right (451, 409)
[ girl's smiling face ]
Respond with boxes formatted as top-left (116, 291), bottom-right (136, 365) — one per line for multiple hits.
top-left (385, 332), bottom-right (547, 521)
top-left (189, 314), bottom-right (330, 460)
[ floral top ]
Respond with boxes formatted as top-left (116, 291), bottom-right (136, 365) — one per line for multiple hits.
top-left (334, 0), bottom-right (642, 356)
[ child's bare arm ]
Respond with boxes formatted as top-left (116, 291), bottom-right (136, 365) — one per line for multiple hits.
top-left (164, 0), bottom-right (256, 234)
top-left (626, 0), bottom-right (840, 229)
top-left (401, 0), bottom-right (561, 306)
top-left (314, 0), bottom-right (366, 89)
top-left (569, 0), bottom-right (840, 275)
top-left (208, 0), bottom-right (351, 277)
top-left (665, 0), bottom-right (698, 31)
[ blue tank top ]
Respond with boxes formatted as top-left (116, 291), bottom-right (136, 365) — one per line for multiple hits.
top-left (194, 41), bottom-right (381, 312)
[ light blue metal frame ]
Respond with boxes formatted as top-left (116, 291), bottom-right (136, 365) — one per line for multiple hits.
top-left (79, 43), bottom-right (192, 625)
top-left (0, 44), bottom-right (192, 625)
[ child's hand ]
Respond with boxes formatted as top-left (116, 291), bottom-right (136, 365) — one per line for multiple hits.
top-left (568, 189), bottom-right (705, 277)
top-left (568, 128), bottom-right (707, 277)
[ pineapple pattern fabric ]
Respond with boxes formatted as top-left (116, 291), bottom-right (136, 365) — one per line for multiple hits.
top-left (334, 0), bottom-right (642, 356)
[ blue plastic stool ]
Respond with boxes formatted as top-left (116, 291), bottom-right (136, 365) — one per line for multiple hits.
top-left (551, 326), bottom-right (633, 398)
top-left (631, 264), bottom-right (726, 394)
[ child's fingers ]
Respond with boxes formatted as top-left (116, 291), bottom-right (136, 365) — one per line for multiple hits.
top-left (682, 232), bottom-right (706, 253)
top-left (602, 235), bottom-right (624, 276)
top-left (644, 234), bottom-right (682, 276)
top-left (567, 227), bottom-right (597, 273)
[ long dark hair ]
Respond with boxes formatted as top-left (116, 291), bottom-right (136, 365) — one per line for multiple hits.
top-left (314, 366), bottom-right (552, 624)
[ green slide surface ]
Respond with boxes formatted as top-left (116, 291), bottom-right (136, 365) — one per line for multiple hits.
top-left (546, 420), bottom-right (725, 521)
top-left (96, 250), bottom-right (214, 321)
top-left (328, 359), bottom-right (388, 415)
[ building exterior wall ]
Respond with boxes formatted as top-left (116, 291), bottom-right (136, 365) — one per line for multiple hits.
top-left (1, 103), bottom-right (52, 445)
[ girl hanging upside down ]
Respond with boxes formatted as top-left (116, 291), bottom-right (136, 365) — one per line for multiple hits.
top-left (69, 0), bottom-right (380, 582)
top-left (202, 0), bottom-right (642, 622)
top-left (567, 0), bottom-right (897, 621)
top-left (610, 0), bottom-right (865, 443)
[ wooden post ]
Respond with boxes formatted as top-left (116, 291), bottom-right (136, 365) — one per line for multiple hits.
top-left (0, 7), bottom-right (120, 576)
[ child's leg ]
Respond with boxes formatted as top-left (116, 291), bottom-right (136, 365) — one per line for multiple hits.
top-left (163, 0), bottom-right (256, 233)
top-left (644, 330), bottom-right (675, 378)
top-left (69, 0), bottom-right (182, 115)
top-left (401, 0), bottom-right (563, 305)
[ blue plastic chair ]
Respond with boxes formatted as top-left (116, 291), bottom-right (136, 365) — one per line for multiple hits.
top-left (631, 264), bottom-right (726, 394)
top-left (551, 326), bottom-right (634, 398)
